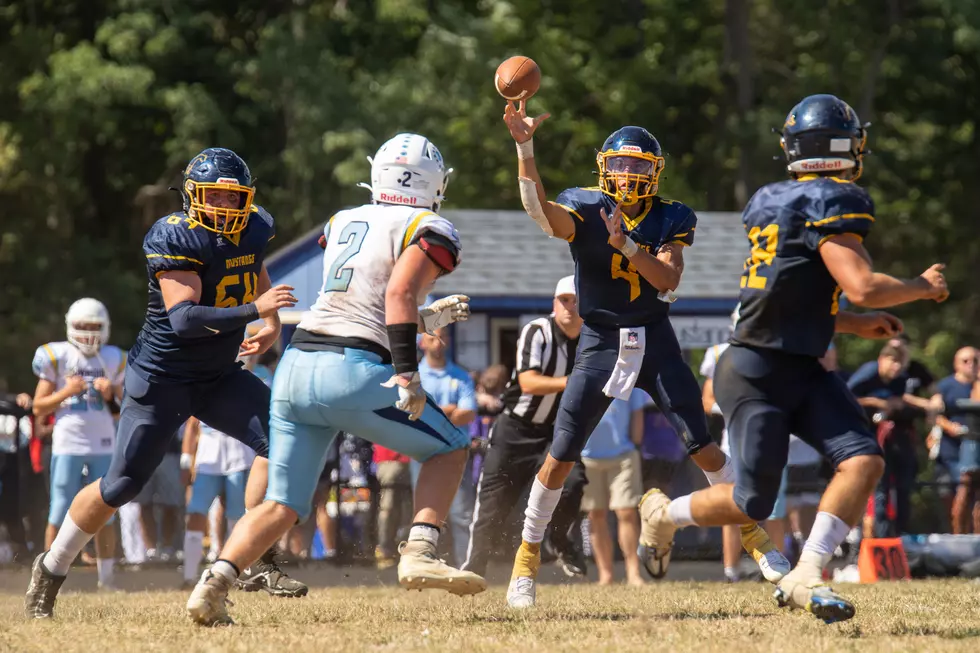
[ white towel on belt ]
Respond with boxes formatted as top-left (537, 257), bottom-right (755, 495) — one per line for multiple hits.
top-left (602, 327), bottom-right (646, 400)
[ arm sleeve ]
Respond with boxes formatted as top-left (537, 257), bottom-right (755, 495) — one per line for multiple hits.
top-left (515, 324), bottom-right (545, 373)
top-left (31, 346), bottom-right (58, 382)
top-left (167, 300), bottom-right (259, 339)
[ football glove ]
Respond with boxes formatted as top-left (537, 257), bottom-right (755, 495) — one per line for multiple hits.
top-left (418, 294), bottom-right (470, 335)
top-left (381, 371), bottom-right (427, 421)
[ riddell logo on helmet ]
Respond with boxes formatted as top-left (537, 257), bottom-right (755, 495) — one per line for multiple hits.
top-left (801, 160), bottom-right (845, 170)
top-left (379, 191), bottom-right (420, 205)
top-left (619, 145), bottom-right (642, 152)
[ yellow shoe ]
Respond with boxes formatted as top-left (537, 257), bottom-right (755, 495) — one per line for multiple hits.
top-left (739, 523), bottom-right (790, 584)
top-left (774, 566), bottom-right (855, 624)
top-left (638, 489), bottom-right (676, 579)
top-left (507, 541), bottom-right (540, 608)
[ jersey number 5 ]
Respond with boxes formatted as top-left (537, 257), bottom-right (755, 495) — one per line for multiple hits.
top-left (741, 224), bottom-right (779, 290)
top-left (324, 221), bottom-right (370, 292)
top-left (216, 272), bottom-right (258, 307)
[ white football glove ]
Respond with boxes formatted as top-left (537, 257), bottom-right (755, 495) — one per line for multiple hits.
top-left (658, 290), bottom-right (678, 304)
top-left (381, 371), bottom-right (427, 421)
top-left (418, 294), bottom-right (470, 335)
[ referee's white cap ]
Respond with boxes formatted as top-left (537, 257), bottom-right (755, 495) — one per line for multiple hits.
top-left (554, 275), bottom-right (576, 298)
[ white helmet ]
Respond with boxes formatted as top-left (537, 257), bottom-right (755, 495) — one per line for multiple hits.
top-left (66, 298), bottom-right (110, 357)
top-left (358, 133), bottom-right (453, 212)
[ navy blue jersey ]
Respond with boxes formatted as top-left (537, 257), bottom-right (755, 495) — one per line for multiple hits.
top-left (128, 206), bottom-right (275, 382)
top-left (731, 175), bottom-right (875, 358)
top-left (555, 187), bottom-right (697, 328)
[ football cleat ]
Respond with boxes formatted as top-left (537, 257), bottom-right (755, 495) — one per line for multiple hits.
top-left (236, 549), bottom-right (309, 598)
top-left (397, 541), bottom-right (486, 596)
top-left (187, 569), bottom-right (235, 627)
top-left (638, 489), bottom-right (676, 579)
top-left (774, 569), bottom-right (855, 624)
top-left (24, 553), bottom-right (66, 620)
top-left (740, 523), bottom-right (791, 584)
top-left (507, 576), bottom-right (537, 609)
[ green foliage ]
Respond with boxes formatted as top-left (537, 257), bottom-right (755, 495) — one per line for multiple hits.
top-left (1, 0), bottom-right (979, 388)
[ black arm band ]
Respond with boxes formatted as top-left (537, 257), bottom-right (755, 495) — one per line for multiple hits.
top-left (386, 323), bottom-right (420, 374)
top-left (167, 300), bottom-right (259, 338)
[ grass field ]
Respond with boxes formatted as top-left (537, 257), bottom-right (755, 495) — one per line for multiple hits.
top-left (2, 579), bottom-right (979, 653)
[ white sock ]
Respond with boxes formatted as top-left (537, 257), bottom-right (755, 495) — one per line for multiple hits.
top-left (666, 494), bottom-right (697, 527)
top-left (801, 511), bottom-right (850, 569)
top-left (96, 558), bottom-right (114, 585)
top-left (703, 456), bottom-right (736, 486)
top-left (183, 530), bottom-right (205, 582)
top-left (44, 514), bottom-right (96, 576)
top-left (408, 523), bottom-right (440, 547)
top-left (724, 566), bottom-right (739, 581)
top-left (211, 559), bottom-right (239, 584)
top-left (522, 478), bottom-right (563, 544)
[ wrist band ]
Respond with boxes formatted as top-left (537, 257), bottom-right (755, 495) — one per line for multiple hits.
top-left (179, 453), bottom-right (193, 471)
top-left (516, 139), bottom-right (534, 161)
top-left (620, 237), bottom-right (639, 258)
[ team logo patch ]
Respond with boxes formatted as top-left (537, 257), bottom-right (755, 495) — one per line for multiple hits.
top-left (619, 145), bottom-right (642, 153)
top-left (625, 331), bottom-right (641, 350)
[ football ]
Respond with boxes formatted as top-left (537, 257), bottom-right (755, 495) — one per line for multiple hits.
top-left (494, 56), bottom-right (541, 101)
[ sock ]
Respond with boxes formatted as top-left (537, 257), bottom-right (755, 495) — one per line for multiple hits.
top-left (183, 530), bottom-right (205, 582)
top-left (724, 566), bottom-right (740, 582)
top-left (522, 478), bottom-right (563, 544)
top-left (666, 494), bottom-right (697, 528)
top-left (408, 523), bottom-right (440, 547)
top-left (44, 514), bottom-right (96, 576)
top-left (96, 558), bottom-right (114, 586)
top-left (211, 559), bottom-right (240, 584)
top-left (800, 511), bottom-right (850, 572)
top-left (702, 455), bottom-right (735, 486)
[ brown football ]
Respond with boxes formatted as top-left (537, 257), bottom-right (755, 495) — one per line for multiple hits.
top-left (494, 56), bottom-right (541, 101)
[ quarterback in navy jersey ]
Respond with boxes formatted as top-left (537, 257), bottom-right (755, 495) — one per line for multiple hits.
top-left (638, 95), bottom-right (948, 624)
top-left (499, 102), bottom-right (787, 608)
top-left (26, 148), bottom-right (308, 620)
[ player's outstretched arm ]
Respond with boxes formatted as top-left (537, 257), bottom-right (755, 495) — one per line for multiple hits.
top-left (160, 270), bottom-right (296, 339)
top-left (382, 246), bottom-right (446, 420)
top-left (601, 202), bottom-right (683, 291)
top-left (503, 100), bottom-right (575, 240)
top-left (239, 265), bottom-right (286, 357)
top-left (821, 234), bottom-right (948, 308)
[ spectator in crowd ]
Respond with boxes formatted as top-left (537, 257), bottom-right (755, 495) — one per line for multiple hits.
top-left (0, 391), bottom-right (39, 560)
top-left (474, 364), bottom-right (509, 417)
top-left (933, 346), bottom-right (980, 533)
top-left (374, 444), bottom-right (412, 569)
top-left (581, 388), bottom-right (648, 586)
top-left (848, 342), bottom-right (919, 537)
top-left (462, 276), bottom-right (586, 578)
top-left (181, 417), bottom-right (255, 587)
top-left (416, 327), bottom-right (478, 567)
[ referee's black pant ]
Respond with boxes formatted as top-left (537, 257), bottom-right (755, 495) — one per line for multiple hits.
top-left (462, 411), bottom-right (586, 576)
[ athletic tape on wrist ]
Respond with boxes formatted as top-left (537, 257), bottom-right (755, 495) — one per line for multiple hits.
top-left (516, 139), bottom-right (534, 161)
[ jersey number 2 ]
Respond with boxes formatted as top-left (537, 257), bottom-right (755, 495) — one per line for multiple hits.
top-left (324, 221), bottom-right (370, 292)
top-left (741, 224), bottom-right (779, 290)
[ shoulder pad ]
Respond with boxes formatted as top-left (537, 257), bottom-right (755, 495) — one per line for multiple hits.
top-left (144, 213), bottom-right (210, 275)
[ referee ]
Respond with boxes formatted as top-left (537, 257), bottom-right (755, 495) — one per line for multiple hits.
top-left (462, 276), bottom-right (587, 577)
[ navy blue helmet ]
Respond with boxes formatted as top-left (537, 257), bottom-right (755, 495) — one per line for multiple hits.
top-left (181, 148), bottom-right (256, 235)
top-left (596, 126), bottom-right (665, 205)
top-left (780, 94), bottom-right (868, 180)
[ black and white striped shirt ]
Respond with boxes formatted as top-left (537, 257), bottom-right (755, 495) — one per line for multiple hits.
top-left (502, 316), bottom-right (578, 425)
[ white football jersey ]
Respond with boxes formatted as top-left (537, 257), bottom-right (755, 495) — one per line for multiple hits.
top-left (193, 422), bottom-right (256, 476)
top-left (299, 203), bottom-right (461, 349)
top-left (31, 342), bottom-right (126, 456)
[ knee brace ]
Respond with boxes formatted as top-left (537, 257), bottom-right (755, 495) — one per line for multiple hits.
top-left (733, 472), bottom-right (783, 522)
top-left (100, 470), bottom-right (151, 508)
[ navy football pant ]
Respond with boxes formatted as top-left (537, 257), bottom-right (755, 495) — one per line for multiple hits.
top-left (714, 345), bottom-right (882, 522)
top-left (551, 321), bottom-right (711, 462)
top-left (100, 365), bottom-right (270, 508)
